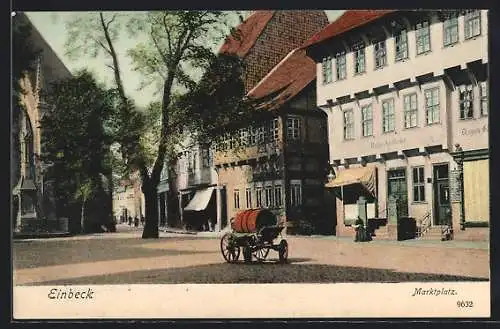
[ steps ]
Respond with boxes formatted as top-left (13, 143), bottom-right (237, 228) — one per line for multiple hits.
top-left (417, 226), bottom-right (447, 241)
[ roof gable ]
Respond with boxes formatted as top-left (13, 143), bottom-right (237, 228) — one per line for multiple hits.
top-left (219, 11), bottom-right (274, 57)
top-left (247, 47), bottom-right (316, 110)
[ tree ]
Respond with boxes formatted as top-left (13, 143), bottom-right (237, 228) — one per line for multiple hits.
top-left (40, 70), bottom-right (117, 233)
top-left (64, 11), bottom-right (254, 238)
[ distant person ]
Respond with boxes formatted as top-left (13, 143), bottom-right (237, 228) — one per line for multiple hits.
top-left (128, 216), bottom-right (132, 226)
top-left (134, 216), bottom-right (139, 227)
top-left (141, 215), bottom-right (145, 226)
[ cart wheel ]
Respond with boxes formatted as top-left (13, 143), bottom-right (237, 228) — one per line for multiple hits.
top-left (253, 247), bottom-right (270, 262)
top-left (220, 233), bottom-right (240, 263)
top-left (243, 246), bottom-right (252, 263)
top-left (278, 239), bottom-right (288, 263)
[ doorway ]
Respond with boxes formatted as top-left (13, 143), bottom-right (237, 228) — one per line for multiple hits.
top-left (387, 168), bottom-right (408, 217)
top-left (433, 164), bottom-right (450, 225)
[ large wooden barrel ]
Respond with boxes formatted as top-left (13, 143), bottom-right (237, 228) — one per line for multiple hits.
top-left (232, 209), bottom-right (277, 233)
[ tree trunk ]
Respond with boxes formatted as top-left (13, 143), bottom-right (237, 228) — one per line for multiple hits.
top-left (142, 184), bottom-right (159, 239)
top-left (80, 196), bottom-right (86, 234)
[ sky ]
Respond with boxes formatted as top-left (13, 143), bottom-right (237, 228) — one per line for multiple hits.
top-left (24, 11), bottom-right (344, 108)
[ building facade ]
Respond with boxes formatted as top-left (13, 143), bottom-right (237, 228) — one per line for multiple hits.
top-left (215, 48), bottom-right (330, 234)
top-left (112, 172), bottom-right (146, 222)
top-left (305, 10), bottom-right (489, 239)
top-left (12, 13), bottom-right (73, 233)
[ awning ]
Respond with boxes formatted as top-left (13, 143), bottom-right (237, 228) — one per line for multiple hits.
top-left (325, 166), bottom-right (376, 197)
top-left (184, 187), bottom-right (214, 212)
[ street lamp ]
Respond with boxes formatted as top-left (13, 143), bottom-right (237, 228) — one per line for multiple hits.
top-left (454, 144), bottom-right (465, 231)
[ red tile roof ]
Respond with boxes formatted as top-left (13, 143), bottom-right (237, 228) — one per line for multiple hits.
top-left (302, 10), bottom-right (396, 48)
top-left (247, 47), bottom-right (315, 110)
top-left (219, 11), bottom-right (275, 57)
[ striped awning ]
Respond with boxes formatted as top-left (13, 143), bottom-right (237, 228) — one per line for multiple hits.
top-left (325, 166), bottom-right (376, 197)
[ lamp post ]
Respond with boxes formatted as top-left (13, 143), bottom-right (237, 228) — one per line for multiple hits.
top-left (454, 144), bottom-right (466, 231)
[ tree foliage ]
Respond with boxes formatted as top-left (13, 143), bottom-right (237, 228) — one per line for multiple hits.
top-left (63, 11), bottom-right (255, 238)
top-left (40, 70), bottom-right (117, 232)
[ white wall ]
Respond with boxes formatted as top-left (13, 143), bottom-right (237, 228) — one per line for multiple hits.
top-left (316, 10), bottom-right (488, 105)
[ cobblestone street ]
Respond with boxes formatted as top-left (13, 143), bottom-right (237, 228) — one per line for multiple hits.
top-left (13, 228), bottom-right (489, 285)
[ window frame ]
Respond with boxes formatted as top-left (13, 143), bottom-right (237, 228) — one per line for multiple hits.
top-left (274, 185), bottom-right (283, 208)
top-left (255, 187), bottom-right (263, 207)
top-left (443, 15), bottom-right (459, 46)
top-left (424, 87), bottom-right (440, 125)
top-left (321, 56), bottom-right (333, 84)
top-left (290, 182), bottom-right (302, 207)
top-left (233, 189), bottom-right (240, 209)
top-left (265, 186), bottom-right (275, 208)
top-left (343, 109), bottom-right (354, 140)
top-left (382, 98), bottom-right (395, 133)
top-left (403, 93), bottom-right (418, 128)
top-left (335, 51), bottom-right (347, 80)
top-left (415, 20), bottom-right (431, 55)
top-left (480, 81), bottom-right (488, 116)
top-left (353, 44), bottom-right (366, 74)
top-left (374, 40), bottom-right (387, 69)
top-left (287, 116), bottom-right (301, 141)
top-left (412, 166), bottom-right (426, 203)
top-left (361, 104), bottom-right (373, 137)
top-left (464, 10), bottom-right (481, 40)
top-left (245, 188), bottom-right (252, 209)
top-left (394, 29), bottom-right (408, 61)
top-left (459, 84), bottom-right (474, 120)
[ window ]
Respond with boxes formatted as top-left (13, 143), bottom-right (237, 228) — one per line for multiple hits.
top-left (382, 99), bottom-right (395, 133)
top-left (480, 81), bottom-right (488, 116)
top-left (256, 188), bottom-right (263, 207)
top-left (412, 167), bottom-right (425, 202)
top-left (443, 16), bottom-right (459, 46)
top-left (245, 188), bottom-right (252, 209)
top-left (403, 94), bottom-right (418, 128)
top-left (322, 56), bottom-right (333, 84)
top-left (187, 151), bottom-right (194, 172)
top-left (201, 147), bottom-right (212, 167)
top-left (416, 21), bottom-right (431, 54)
top-left (374, 40), bottom-right (387, 68)
top-left (257, 125), bottom-right (265, 144)
top-left (274, 185), bottom-right (282, 207)
top-left (343, 109), bottom-right (354, 140)
top-left (464, 10), bottom-right (481, 39)
top-left (290, 182), bottom-right (302, 206)
top-left (394, 29), bottom-right (408, 61)
top-left (336, 52), bottom-right (346, 80)
top-left (248, 126), bottom-right (256, 146)
top-left (265, 186), bottom-right (274, 208)
top-left (233, 189), bottom-right (240, 209)
top-left (361, 105), bottom-right (373, 137)
top-left (353, 45), bottom-right (365, 74)
top-left (424, 88), bottom-right (440, 125)
top-left (459, 85), bottom-right (474, 119)
top-left (287, 117), bottom-right (301, 141)
top-left (269, 118), bottom-right (279, 142)
top-left (239, 128), bottom-right (248, 146)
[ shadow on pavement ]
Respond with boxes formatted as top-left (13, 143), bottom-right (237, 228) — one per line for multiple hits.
top-left (13, 238), bottom-right (217, 269)
top-left (22, 261), bottom-right (488, 285)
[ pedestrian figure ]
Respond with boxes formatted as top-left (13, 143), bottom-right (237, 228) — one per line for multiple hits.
top-left (134, 216), bottom-right (139, 227)
top-left (353, 217), bottom-right (366, 242)
top-left (128, 216), bottom-right (132, 226)
top-left (141, 215), bottom-right (145, 226)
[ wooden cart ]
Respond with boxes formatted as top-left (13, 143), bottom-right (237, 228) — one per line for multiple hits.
top-left (220, 209), bottom-right (288, 263)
